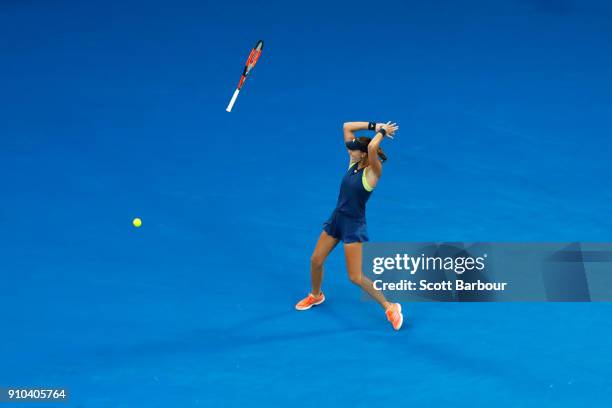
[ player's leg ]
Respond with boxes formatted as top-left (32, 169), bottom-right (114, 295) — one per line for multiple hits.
top-left (295, 230), bottom-right (338, 311)
top-left (343, 242), bottom-right (388, 308)
top-left (344, 242), bottom-right (404, 330)
top-left (311, 230), bottom-right (339, 295)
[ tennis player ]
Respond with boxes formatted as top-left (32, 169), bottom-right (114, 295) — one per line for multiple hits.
top-left (295, 121), bottom-right (403, 330)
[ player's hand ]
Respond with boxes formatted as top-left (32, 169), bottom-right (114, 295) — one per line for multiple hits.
top-left (380, 121), bottom-right (399, 138)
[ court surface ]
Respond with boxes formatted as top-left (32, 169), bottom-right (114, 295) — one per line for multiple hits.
top-left (1, 1), bottom-right (611, 407)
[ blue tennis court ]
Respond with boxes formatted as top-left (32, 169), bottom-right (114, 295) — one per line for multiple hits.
top-left (1, 0), bottom-right (611, 406)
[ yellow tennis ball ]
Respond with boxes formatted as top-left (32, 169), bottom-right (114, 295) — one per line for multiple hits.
top-left (132, 218), bottom-right (142, 228)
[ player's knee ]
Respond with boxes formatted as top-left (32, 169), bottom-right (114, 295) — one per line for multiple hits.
top-left (311, 254), bottom-right (324, 269)
top-left (348, 273), bottom-right (362, 285)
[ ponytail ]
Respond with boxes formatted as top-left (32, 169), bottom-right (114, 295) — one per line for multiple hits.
top-left (377, 147), bottom-right (387, 163)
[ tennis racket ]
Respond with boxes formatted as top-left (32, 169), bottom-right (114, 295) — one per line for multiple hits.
top-left (226, 40), bottom-right (264, 112)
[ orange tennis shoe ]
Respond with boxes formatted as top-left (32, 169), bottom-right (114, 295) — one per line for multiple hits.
top-left (385, 303), bottom-right (404, 330)
top-left (295, 292), bottom-right (325, 311)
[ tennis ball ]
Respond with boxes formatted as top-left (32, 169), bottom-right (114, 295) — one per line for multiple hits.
top-left (132, 218), bottom-right (142, 228)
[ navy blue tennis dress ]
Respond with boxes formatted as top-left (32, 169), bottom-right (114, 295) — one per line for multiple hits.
top-left (323, 162), bottom-right (374, 243)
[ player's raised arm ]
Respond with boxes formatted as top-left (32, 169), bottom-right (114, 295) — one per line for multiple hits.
top-left (368, 122), bottom-right (398, 177)
top-left (343, 122), bottom-right (376, 142)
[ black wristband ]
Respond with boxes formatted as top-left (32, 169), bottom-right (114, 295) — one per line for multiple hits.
top-left (368, 122), bottom-right (376, 131)
top-left (378, 128), bottom-right (387, 137)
